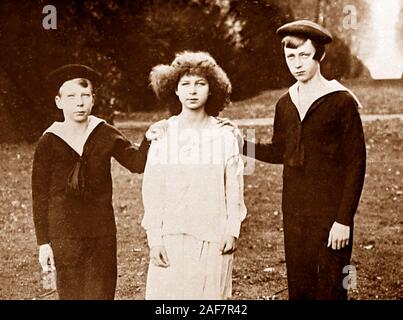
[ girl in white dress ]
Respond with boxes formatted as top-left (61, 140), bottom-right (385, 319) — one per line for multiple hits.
top-left (142, 51), bottom-right (247, 300)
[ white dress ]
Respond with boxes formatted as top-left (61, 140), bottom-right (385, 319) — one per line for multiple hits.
top-left (141, 116), bottom-right (247, 300)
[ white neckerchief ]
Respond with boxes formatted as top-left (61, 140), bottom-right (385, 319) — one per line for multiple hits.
top-left (289, 79), bottom-right (362, 120)
top-left (44, 115), bottom-right (105, 156)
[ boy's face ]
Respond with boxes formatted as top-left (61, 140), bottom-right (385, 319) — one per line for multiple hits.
top-left (284, 38), bottom-right (319, 83)
top-left (175, 74), bottom-right (210, 111)
top-left (55, 79), bottom-right (94, 123)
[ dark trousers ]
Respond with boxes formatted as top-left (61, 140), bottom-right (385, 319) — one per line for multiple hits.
top-left (51, 236), bottom-right (117, 300)
top-left (283, 213), bottom-right (353, 300)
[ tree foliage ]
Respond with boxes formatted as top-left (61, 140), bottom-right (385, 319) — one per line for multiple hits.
top-left (0, 0), bottom-right (366, 142)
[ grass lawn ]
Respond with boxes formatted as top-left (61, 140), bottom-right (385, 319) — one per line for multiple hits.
top-left (115, 78), bottom-right (403, 123)
top-left (0, 117), bottom-right (401, 300)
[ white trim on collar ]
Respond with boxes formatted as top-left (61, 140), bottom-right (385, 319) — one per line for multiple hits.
top-left (289, 80), bottom-right (362, 110)
top-left (43, 115), bottom-right (106, 156)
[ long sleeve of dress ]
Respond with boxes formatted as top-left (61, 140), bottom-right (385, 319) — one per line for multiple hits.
top-left (111, 128), bottom-right (151, 174)
top-left (224, 138), bottom-right (247, 239)
top-left (141, 141), bottom-right (165, 247)
top-left (31, 135), bottom-right (52, 245)
top-left (336, 98), bottom-right (366, 226)
top-left (242, 101), bottom-right (285, 164)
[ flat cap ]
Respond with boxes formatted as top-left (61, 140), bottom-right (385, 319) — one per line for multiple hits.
top-left (46, 64), bottom-right (102, 96)
top-left (276, 20), bottom-right (333, 44)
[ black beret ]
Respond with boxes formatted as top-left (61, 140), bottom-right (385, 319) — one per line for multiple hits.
top-left (276, 20), bottom-right (333, 44)
top-left (46, 64), bottom-right (102, 96)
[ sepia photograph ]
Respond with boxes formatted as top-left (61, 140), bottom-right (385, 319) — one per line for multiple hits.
top-left (0, 0), bottom-right (401, 305)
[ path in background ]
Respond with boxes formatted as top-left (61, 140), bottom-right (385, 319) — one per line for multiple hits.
top-left (115, 114), bottom-right (403, 128)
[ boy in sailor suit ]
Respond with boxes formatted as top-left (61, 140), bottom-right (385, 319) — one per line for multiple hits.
top-left (32, 64), bottom-right (155, 299)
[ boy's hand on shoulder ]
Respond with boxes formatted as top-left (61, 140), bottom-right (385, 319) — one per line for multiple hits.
top-left (150, 245), bottom-right (170, 268)
top-left (220, 235), bottom-right (237, 255)
top-left (146, 119), bottom-right (168, 141)
top-left (216, 117), bottom-right (244, 149)
top-left (216, 117), bottom-right (237, 130)
top-left (39, 244), bottom-right (55, 272)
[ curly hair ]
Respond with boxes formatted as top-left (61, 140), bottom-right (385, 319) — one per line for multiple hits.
top-left (149, 51), bottom-right (232, 116)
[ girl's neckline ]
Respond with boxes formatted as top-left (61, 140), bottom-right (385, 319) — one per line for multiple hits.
top-left (173, 115), bottom-right (214, 131)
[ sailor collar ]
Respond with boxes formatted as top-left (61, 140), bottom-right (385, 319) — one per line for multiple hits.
top-left (288, 79), bottom-right (362, 114)
top-left (44, 115), bottom-right (105, 156)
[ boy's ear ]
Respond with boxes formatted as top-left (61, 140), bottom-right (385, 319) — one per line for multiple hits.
top-left (55, 95), bottom-right (63, 110)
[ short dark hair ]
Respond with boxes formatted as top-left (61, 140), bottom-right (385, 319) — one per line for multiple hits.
top-left (281, 35), bottom-right (325, 61)
top-left (57, 78), bottom-right (93, 97)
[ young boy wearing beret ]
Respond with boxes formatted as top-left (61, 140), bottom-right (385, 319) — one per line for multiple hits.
top-left (32, 64), bottom-right (156, 299)
top-left (243, 20), bottom-right (366, 299)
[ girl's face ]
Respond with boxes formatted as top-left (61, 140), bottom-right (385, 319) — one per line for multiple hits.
top-left (175, 74), bottom-right (210, 111)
